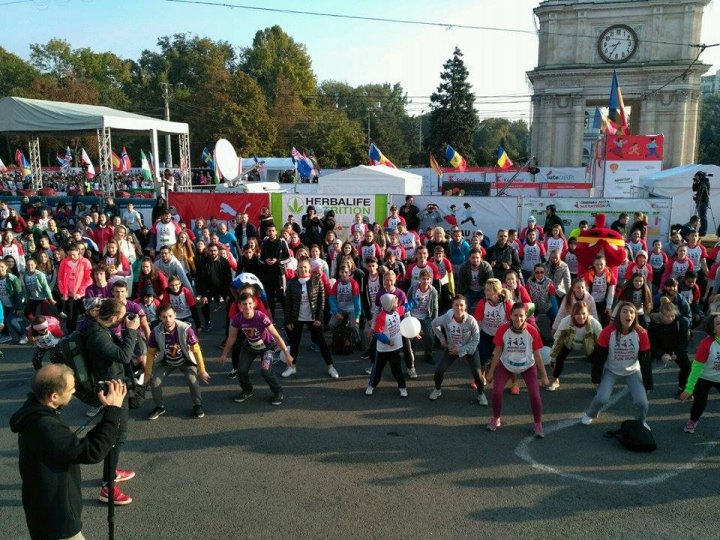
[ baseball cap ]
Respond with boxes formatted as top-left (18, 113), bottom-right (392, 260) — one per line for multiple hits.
top-left (528, 216), bottom-right (536, 223)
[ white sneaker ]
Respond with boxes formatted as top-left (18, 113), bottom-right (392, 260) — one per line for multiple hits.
top-left (365, 385), bottom-right (374, 396)
top-left (364, 366), bottom-right (372, 375)
top-left (642, 421), bottom-right (651, 431)
top-left (328, 365), bottom-right (339, 379)
top-left (478, 393), bottom-right (488, 406)
top-left (545, 379), bottom-right (560, 392)
top-left (18, 335), bottom-right (28, 345)
top-left (407, 368), bottom-right (418, 379)
top-left (581, 413), bottom-right (593, 425)
top-left (428, 388), bottom-right (442, 400)
top-left (281, 366), bottom-right (297, 378)
top-left (399, 388), bottom-right (408, 398)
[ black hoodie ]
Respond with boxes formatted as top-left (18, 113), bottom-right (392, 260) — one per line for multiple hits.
top-left (10, 394), bottom-right (121, 540)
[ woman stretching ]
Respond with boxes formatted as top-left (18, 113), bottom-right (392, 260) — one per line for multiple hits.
top-left (485, 303), bottom-right (548, 437)
top-left (581, 302), bottom-right (652, 427)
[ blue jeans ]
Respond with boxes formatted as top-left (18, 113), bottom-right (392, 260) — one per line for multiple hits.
top-left (586, 367), bottom-right (648, 423)
top-left (2, 304), bottom-right (26, 336)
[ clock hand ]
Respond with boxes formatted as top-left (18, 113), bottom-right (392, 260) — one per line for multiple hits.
top-left (610, 41), bottom-right (621, 52)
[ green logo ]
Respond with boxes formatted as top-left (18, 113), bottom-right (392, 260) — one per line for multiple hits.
top-left (287, 197), bottom-right (305, 214)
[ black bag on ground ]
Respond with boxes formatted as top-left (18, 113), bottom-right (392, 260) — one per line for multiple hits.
top-left (331, 321), bottom-right (355, 356)
top-left (56, 332), bottom-right (101, 406)
top-left (605, 420), bottom-right (657, 452)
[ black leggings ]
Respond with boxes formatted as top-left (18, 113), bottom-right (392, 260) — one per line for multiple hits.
top-left (369, 349), bottom-right (406, 389)
top-left (287, 321), bottom-right (333, 365)
top-left (552, 346), bottom-right (590, 380)
top-left (690, 378), bottom-right (720, 422)
top-left (433, 350), bottom-right (484, 393)
top-left (63, 298), bottom-right (85, 333)
top-left (366, 336), bottom-right (414, 368)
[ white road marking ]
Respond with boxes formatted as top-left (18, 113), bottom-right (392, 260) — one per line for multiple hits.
top-left (515, 388), bottom-right (720, 485)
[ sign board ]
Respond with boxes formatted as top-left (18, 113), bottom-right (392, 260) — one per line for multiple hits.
top-left (169, 193), bottom-right (269, 226)
top-left (598, 134), bottom-right (664, 197)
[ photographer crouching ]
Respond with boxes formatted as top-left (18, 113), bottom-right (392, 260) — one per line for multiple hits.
top-left (692, 171), bottom-right (712, 236)
top-left (82, 298), bottom-right (139, 505)
top-left (10, 366), bottom-right (127, 540)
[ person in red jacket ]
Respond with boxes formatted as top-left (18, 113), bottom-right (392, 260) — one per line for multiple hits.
top-left (90, 214), bottom-right (115, 255)
top-left (57, 243), bottom-right (93, 332)
top-left (28, 316), bottom-right (64, 370)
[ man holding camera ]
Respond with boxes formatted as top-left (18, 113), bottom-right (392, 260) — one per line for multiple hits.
top-left (692, 171), bottom-right (710, 236)
top-left (82, 298), bottom-right (139, 505)
top-left (11, 365), bottom-right (127, 540)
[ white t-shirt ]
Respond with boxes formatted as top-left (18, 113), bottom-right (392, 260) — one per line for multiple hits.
top-left (298, 278), bottom-right (313, 322)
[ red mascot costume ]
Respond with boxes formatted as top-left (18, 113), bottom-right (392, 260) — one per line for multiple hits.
top-left (574, 213), bottom-right (626, 278)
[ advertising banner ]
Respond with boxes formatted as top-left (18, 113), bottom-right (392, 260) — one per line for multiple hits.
top-left (602, 160), bottom-right (663, 197)
top-left (169, 192), bottom-right (269, 225)
top-left (599, 134), bottom-right (664, 197)
top-left (273, 193), bottom-right (385, 239)
top-left (389, 195), bottom-right (519, 239)
top-left (520, 197), bottom-right (672, 242)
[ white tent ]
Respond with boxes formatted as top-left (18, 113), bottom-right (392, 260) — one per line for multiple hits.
top-left (639, 164), bottom-right (720, 230)
top-left (317, 165), bottom-right (422, 195)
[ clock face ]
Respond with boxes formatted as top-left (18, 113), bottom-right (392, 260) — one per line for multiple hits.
top-left (598, 25), bottom-right (638, 64)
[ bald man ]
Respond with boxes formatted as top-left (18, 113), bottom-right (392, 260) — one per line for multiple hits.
top-left (10, 365), bottom-right (126, 540)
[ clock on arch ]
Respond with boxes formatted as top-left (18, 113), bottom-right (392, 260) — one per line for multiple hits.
top-left (598, 24), bottom-right (638, 64)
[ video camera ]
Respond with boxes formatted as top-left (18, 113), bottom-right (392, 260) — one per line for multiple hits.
top-left (692, 171), bottom-right (712, 204)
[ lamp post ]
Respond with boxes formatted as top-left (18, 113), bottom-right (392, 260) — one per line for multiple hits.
top-left (160, 82), bottom-right (183, 169)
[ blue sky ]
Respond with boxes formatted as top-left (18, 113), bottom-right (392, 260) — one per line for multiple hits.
top-left (4, 0), bottom-right (720, 122)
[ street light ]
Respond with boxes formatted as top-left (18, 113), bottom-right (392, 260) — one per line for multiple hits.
top-left (161, 82), bottom-right (183, 168)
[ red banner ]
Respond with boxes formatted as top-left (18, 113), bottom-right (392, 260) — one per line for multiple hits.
top-left (169, 193), bottom-right (269, 225)
top-left (605, 134), bottom-right (664, 161)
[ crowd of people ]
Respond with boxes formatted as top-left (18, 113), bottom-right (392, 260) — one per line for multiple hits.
top-left (8, 192), bottom-right (720, 535)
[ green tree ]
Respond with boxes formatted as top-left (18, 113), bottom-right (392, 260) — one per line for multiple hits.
top-left (427, 47), bottom-right (478, 165)
top-left (698, 94), bottom-right (720, 165)
top-left (473, 118), bottom-right (529, 166)
top-left (0, 47), bottom-right (39, 98)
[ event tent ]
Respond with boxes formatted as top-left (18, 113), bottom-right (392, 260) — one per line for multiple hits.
top-left (317, 165), bottom-right (422, 195)
top-left (0, 96), bottom-right (190, 190)
top-left (638, 164), bottom-right (720, 230)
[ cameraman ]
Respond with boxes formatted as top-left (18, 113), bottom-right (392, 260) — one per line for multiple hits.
top-left (82, 298), bottom-right (139, 505)
top-left (11, 366), bottom-right (127, 540)
top-left (692, 172), bottom-right (710, 236)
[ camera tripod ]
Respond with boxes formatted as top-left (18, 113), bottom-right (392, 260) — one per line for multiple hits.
top-left (694, 186), bottom-right (716, 237)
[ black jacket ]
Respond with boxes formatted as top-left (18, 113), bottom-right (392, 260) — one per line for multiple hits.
top-left (10, 395), bottom-right (121, 540)
top-left (197, 256), bottom-right (232, 297)
top-left (234, 222), bottom-right (258, 248)
top-left (82, 320), bottom-right (138, 380)
top-left (285, 275), bottom-right (325, 323)
top-left (485, 243), bottom-right (521, 282)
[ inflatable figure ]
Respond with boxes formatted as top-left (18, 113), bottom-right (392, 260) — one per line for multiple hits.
top-left (575, 213), bottom-right (626, 277)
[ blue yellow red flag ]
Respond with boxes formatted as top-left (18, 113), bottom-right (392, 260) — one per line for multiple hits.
top-left (368, 143), bottom-right (397, 168)
top-left (444, 145), bottom-right (467, 171)
top-left (496, 145), bottom-right (513, 170)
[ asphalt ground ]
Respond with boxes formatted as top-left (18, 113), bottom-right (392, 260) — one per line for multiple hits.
top-left (1, 310), bottom-right (720, 540)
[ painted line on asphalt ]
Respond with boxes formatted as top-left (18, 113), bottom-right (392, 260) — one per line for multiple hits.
top-left (515, 388), bottom-right (720, 485)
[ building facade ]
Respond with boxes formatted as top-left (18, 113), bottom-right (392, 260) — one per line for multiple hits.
top-left (527, 0), bottom-right (711, 168)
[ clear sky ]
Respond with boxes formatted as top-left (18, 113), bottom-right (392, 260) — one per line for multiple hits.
top-left (4, 0), bottom-right (720, 123)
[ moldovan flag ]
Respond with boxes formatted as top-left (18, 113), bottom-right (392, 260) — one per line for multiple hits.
top-left (15, 149), bottom-right (32, 177)
top-left (429, 153), bottom-right (443, 179)
top-left (0, 157), bottom-right (7, 173)
top-left (608, 70), bottom-right (628, 135)
top-left (120, 147), bottom-right (132, 171)
top-left (80, 149), bottom-right (95, 179)
top-left (444, 145), bottom-right (466, 171)
top-left (496, 145), bottom-right (513, 170)
top-left (140, 150), bottom-right (153, 181)
top-left (111, 151), bottom-right (122, 171)
top-left (368, 143), bottom-right (397, 168)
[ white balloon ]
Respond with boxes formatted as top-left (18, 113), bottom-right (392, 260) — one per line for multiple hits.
top-left (540, 346), bottom-right (552, 365)
top-left (400, 316), bottom-right (421, 339)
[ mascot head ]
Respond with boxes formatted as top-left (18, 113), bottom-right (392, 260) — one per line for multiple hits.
top-left (575, 213), bottom-right (626, 276)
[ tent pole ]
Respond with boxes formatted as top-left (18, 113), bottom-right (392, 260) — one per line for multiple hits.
top-left (151, 130), bottom-right (160, 194)
top-left (28, 136), bottom-right (43, 190)
top-left (178, 133), bottom-right (191, 192)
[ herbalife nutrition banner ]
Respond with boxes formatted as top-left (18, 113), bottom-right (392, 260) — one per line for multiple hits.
top-left (520, 197), bottom-right (672, 242)
top-left (271, 193), bottom-right (387, 239)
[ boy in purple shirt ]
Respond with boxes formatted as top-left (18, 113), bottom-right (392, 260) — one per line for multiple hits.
top-left (220, 290), bottom-right (293, 405)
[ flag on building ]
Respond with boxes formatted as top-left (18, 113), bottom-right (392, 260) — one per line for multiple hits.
top-left (496, 145), bottom-right (513, 170)
top-left (111, 151), bottom-right (122, 171)
top-left (429, 153), bottom-right (443, 179)
top-left (444, 145), bottom-right (466, 171)
top-left (0, 157), bottom-right (7, 173)
top-left (147, 151), bottom-right (155, 173)
top-left (592, 107), bottom-right (603, 130)
top-left (140, 150), bottom-right (153, 181)
top-left (15, 149), bottom-right (32, 177)
top-left (81, 149), bottom-right (95, 179)
top-left (201, 147), bottom-right (215, 169)
top-left (291, 147), bottom-right (315, 177)
top-left (121, 146), bottom-right (132, 171)
top-left (56, 146), bottom-right (72, 173)
top-left (368, 143), bottom-right (397, 168)
top-left (608, 70), bottom-right (628, 135)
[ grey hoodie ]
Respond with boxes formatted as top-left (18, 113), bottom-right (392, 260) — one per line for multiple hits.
top-left (431, 309), bottom-right (480, 357)
top-left (154, 255), bottom-right (194, 293)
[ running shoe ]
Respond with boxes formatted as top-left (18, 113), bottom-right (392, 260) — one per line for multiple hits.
top-left (399, 388), bottom-right (408, 398)
top-left (407, 368), bottom-right (418, 379)
top-left (271, 392), bottom-right (284, 406)
top-left (147, 406), bottom-right (166, 421)
top-left (545, 379), bottom-right (560, 392)
top-left (486, 417), bottom-right (501, 432)
top-left (684, 419), bottom-right (698, 434)
top-left (477, 393), bottom-right (488, 406)
top-left (234, 390), bottom-right (253, 403)
top-left (281, 366), bottom-right (297, 378)
top-left (115, 468), bottom-right (136, 482)
top-left (534, 423), bottom-right (545, 439)
top-left (193, 405), bottom-right (205, 418)
top-left (428, 389), bottom-right (442, 400)
top-left (99, 485), bottom-right (132, 505)
top-left (510, 384), bottom-right (520, 395)
top-left (328, 365), bottom-right (340, 379)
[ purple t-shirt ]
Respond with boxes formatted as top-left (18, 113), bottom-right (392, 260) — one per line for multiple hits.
top-left (148, 325), bottom-right (199, 366)
top-left (374, 287), bottom-right (407, 308)
top-left (85, 283), bottom-right (113, 299)
top-left (231, 310), bottom-right (274, 351)
top-left (110, 300), bottom-right (146, 339)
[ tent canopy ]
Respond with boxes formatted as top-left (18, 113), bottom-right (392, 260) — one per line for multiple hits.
top-left (639, 164), bottom-right (720, 229)
top-left (317, 165), bottom-right (422, 195)
top-left (0, 96), bottom-right (188, 134)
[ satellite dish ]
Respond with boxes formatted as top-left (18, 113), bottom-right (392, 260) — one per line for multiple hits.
top-left (215, 139), bottom-right (242, 182)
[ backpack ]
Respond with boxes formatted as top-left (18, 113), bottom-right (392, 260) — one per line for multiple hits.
top-left (331, 322), bottom-right (355, 356)
top-left (56, 332), bottom-right (101, 406)
top-left (605, 419), bottom-right (657, 452)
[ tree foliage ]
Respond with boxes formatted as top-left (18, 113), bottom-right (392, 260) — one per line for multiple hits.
top-left (473, 118), bottom-right (529, 166)
top-left (698, 94), bottom-right (720, 165)
top-left (427, 47), bottom-right (479, 165)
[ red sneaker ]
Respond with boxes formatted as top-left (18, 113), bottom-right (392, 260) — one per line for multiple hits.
top-left (469, 381), bottom-right (478, 390)
top-left (510, 384), bottom-right (521, 395)
top-left (99, 485), bottom-right (133, 505)
top-left (115, 468), bottom-right (136, 482)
